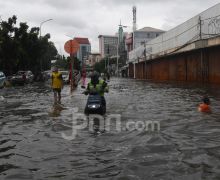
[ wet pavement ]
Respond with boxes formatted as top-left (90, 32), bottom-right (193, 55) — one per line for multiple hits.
top-left (0, 78), bottom-right (220, 180)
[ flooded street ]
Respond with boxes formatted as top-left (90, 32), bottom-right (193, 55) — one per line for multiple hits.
top-left (1, 78), bottom-right (220, 180)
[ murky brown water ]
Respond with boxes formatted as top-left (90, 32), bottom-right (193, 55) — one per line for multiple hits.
top-left (1, 78), bottom-right (220, 180)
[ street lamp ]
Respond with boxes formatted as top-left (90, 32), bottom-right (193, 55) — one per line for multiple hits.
top-left (116, 41), bottom-right (119, 77)
top-left (39, 19), bottom-right (52, 71)
top-left (40, 18), bottom-right (53, 38)
top-left (65, 34), bottom-right (74, 39)
top-left (106, 44), bottom-right (110, 72)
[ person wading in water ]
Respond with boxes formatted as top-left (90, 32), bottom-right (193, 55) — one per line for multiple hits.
top-left (51, 66), bottom-right (63, 105)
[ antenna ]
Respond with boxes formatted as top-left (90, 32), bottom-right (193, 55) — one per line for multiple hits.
top-left (133, 6), bottom-right (137, 31)
top-left (118, 20), bottom-right (128, 28)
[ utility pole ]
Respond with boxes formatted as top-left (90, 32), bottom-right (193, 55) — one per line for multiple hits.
top-left (144, 41), bottom-right (147, 79)
top-left (117, 40), bottom-right (119, 77)
top-left (134, 61), bottom-right (136, 79)
top-left (107, 44), bottom-right (110, 73)
top-left (105, 56), bottom-right (106, 70)
top-left (65, 35), bottom-right (77, 92)
top-left (199, 16), bottom-right (202, 40)
top-left (198, 16), bottom-right (204, 82)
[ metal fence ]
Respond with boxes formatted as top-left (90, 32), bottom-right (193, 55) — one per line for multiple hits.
top-left (129, 3), bottom-right (220, 62)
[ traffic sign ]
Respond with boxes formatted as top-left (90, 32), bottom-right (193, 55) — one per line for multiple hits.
top-left (64, 40), bottom-right (79, 54)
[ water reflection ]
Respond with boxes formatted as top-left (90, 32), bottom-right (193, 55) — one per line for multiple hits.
top-left (0, 79), bottom-right (220, 179)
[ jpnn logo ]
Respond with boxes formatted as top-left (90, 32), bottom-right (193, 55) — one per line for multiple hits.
top-left (61, 108), bottom-right (160, 140)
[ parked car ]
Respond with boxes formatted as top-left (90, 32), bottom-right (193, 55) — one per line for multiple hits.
top-left (0, 71), bottom-right (6, 88)
top-left (59, 70), bottom-right (81, 86)
top-left (60, 71), bottom-right (70, 84)
top-left (10, 70), bottom-right (34, 85)
top-left (43, 70), bottom-right (51, 81)
top-left (22, 71), bottom-right (34, 83)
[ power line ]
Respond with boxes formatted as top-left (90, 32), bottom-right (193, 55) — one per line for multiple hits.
top-left (139, 13), bottom-right (220, 47)
top-left (145, 23), bottom-right (199, 46)
top-left (201, 14), bottom-right (220, 21)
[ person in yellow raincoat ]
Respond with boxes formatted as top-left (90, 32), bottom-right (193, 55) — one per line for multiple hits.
top-left (51, 66), bottom-right (63, 104)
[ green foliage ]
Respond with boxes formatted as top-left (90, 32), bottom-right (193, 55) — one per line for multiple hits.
top-left (54, 55), bottom-right (68, 70)
top-left (0, 15), bottom-right (58, 75)
top-left (94, 58), bottom-right (106, 73)
top-left (73, 57), bottom-right (81, 71)
top-left (54, 56), bottom-right (81, 71)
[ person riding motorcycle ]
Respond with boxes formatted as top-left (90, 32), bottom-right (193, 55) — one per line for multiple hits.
top-left (84, 72), bottom-right (109, 106)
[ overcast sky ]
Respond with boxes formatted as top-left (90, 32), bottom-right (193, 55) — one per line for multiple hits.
top-left (0, 0), bottom-right (220, 55)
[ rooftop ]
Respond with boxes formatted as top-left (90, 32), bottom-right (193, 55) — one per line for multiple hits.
top-left (90, 52), bottom-right (101, 55)
top-left (74, 37), bottom-right (90, 44)
top-left (98, 35), bottom-right (118, 38)
top-left (136, 27), bottom-right (165, 32)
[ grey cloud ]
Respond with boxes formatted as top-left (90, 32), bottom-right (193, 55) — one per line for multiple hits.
top-left (96, 0), bottom-right (182, 7)
top-left (161, 0), bottom-right (220, 31)
top-left (42, 0), bottom-right (81, 10)
top-left (1, 0), bottom-right (219, 53)
top-left (52, 13), bottom-right (88, 29)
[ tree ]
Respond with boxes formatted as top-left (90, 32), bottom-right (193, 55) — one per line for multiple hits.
top-left (0, 15), bottom-right (58, 75)
top-left (94, 58), bottom-right (106, 73)
top-left (54, 55), bottom-right (68, 70)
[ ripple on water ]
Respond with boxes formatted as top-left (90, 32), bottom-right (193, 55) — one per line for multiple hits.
top-left (0, 79), bottom-right (220, 179)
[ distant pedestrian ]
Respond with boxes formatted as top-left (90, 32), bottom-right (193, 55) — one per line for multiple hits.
top-left (81, 69), bottom-right (86, 88)
top-left (106, 72), bottom-right (110, 81)
top-left (22, 72), bottom-right (26, 82)
top-left (51, 66), bottom-right (63, 105)
top-left (198, 96), bottom-right (211, 113)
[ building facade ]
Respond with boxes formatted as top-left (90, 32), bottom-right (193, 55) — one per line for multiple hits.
top-left (74, 37), bottom-right (91, 64)
top-left (98, 35), bottom-right (118, 58)
top-left (125, 27), bottom-right (165, 54)
top-left (86, 53), bottom-right (102, 67)
top-left (133, 27), bottom-right (165, 49)
top-left (127, 3), bottom-right (220, 84)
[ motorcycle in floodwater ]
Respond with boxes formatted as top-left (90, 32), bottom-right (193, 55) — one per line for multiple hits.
top-left (84, 92), bottom-right (106, 115)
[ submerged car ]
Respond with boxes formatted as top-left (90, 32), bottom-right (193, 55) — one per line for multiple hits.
top-left (42, 70), bottom-right (51, 81)
top-left (0, 71), bottom-right (6, 88)
top-left (60, 70), bottom-right (81, 86)
top-left (22, 71), bottom-right (34, 83)
top-left (10, 70), bottom-right (34, 85)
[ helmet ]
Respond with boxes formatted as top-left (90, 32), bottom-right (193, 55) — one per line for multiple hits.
top-left (90, 71), bottom-right (99, 78)
top-left (91, 71), bottom-right (99, 85)
top-left (202, 96), bottom-right (210, 105)
top-left (52, 66), bottom-right (58, 72)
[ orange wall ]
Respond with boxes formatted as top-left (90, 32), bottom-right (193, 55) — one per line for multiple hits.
top-left (129, 45), bottom-right (220, 84)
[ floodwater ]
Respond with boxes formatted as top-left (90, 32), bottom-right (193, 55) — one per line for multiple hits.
top-left (0, 78), bottom-right (220, 180)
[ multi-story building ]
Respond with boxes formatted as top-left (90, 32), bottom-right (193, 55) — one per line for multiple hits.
top-left (86, 53), bottom-right (102, 67)
top-left (126, 27), bottom-right (165, 53)
top-left (98, 35), bottom-right (118, 58)
top-left (74, 37), bottom-right (91, 64)
top-left (134, 27), bottom-right (165, 49)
